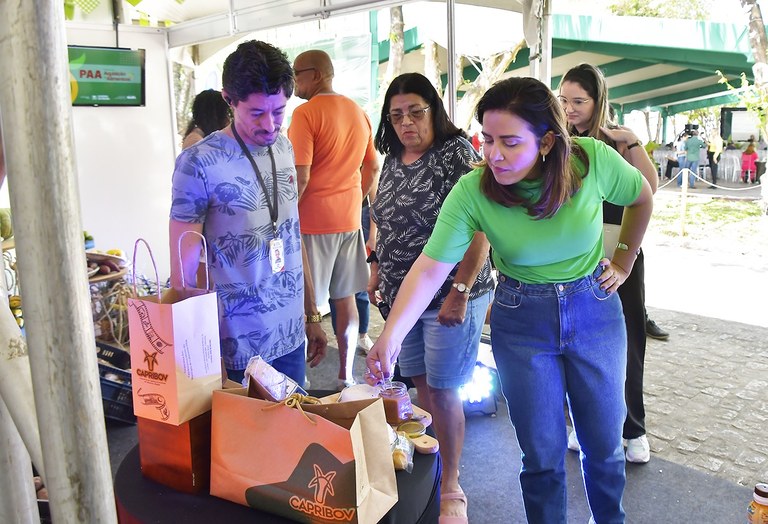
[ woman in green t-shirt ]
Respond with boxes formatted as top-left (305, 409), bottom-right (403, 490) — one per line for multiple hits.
top-left (365, 77), bottom-right (653, 523)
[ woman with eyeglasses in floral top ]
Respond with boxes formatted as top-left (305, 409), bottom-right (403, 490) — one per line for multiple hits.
top-left (367, 72), bottom-right (495, 523)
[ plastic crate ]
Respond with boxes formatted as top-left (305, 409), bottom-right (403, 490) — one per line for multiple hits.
top-left (99, 362), bottom-right (135, 424)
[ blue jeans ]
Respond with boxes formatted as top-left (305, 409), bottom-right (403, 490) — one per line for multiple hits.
top-left (490, 267), bottom-right (627, 524)
top-left (226, 342), bottom-right (306, 387)
top-left (677, 160), bottom-right (697, 187)
top-left (398, 291), bottom-right (492, 389)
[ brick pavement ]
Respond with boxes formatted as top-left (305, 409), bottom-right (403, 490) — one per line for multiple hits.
top-left (644, 307), bottom-right (768, 488)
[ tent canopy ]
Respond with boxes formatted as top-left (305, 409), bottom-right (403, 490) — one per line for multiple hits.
top-left (439, 14), bottom-right (756, 115)
top-left (128, 1), bottom-right (757, 115)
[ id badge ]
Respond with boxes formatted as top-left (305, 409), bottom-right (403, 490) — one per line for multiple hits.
top-left (269, 237), bottom-right (285, 273)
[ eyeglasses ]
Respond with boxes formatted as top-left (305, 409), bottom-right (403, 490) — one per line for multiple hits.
top-left (557, 96), bottom-right (592, 109)
top-left (386, 106), bottom-right (431, 125)
top-left (293, 67), bottom-right (315, 76)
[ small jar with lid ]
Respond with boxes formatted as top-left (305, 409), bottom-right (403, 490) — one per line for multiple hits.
top-left (378, 381), bottom-right (414, 425)
top-left (748, 483), bottom-right (768, 524)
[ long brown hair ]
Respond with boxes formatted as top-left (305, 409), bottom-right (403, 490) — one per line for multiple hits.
top-left (475, 77), bottom-right (587, 219)
top-left (560, 63), bottom-right (615, 147)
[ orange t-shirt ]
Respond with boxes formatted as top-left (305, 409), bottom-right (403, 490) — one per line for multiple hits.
top-left (288, 94), bottom-right (377, 234)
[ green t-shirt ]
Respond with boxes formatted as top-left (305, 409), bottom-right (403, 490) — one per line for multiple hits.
top-left (423, 137), bottom-right (643, 284)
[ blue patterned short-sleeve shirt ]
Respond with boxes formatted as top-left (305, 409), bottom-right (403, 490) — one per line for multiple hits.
top-left (170, 131), bottom-right (304, 370)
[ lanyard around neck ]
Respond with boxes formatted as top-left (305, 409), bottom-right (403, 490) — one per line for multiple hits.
top-left (230, 123), bottom-right (279, 237)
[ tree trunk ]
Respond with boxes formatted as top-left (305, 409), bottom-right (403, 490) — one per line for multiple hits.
top-left (423, 40), bottom-right (442, 98)
top-left (454, 39), bottom-right (526, 130)
top-left (643, 109), bottom-right (652, 142)
top-left (741, 0), bottom-right (768, 86)
top-left (655, 112), bottom-right (663, 143)
top-left (377, 6), bottom-right (404, 107)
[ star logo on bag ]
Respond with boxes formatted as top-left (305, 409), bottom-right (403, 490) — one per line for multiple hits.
top-left (143, 350), bottom-right (158, 372)
top-left (308, 464), bottom-right (336, 505)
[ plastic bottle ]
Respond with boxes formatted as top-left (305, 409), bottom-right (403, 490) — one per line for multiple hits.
top-left (747, 483), bottom-right (768, 524)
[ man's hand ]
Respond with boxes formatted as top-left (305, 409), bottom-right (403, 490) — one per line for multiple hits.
top-left (305, 323), bottom-right (327, 367)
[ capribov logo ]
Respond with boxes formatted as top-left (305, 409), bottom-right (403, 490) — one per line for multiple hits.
top-left (288, 464), bottom-right (355, 521)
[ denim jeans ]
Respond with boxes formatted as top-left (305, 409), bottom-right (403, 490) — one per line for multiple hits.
top-left (490, 267), bottom-right (627, 524)
top-left (677, 160), bottom-right (698, 187)
top-left (226, 342), bottom-right (306, 387)
top-left (398, 291), bottom-right (492, 389)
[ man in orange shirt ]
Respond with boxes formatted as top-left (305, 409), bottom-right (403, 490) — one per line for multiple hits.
top-left (288, 50), bottom-right (379, 389)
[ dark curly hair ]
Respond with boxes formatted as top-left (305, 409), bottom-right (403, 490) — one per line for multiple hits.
top-left (374, 73), bottom-right (466, 157)
top-left (475, 76), bottom-right (587, 219)
top-left (184, 89), bottom-right (230, 138)
top-left (222, 40), bottom-right (294, 103)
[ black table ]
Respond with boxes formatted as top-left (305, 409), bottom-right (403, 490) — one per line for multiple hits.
top-left (115, 444), bottom-right (441, 523)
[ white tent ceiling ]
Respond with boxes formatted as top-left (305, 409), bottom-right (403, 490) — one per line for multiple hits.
top-left (124, 0), bottom-right (527, 48)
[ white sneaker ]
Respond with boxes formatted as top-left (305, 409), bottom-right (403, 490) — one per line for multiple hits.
top-left (357, 334), bottom-right (374, 353)
top-left (567, 430), bottom-right (580, 452)
top-left (625, 435), bottom-right (650, 463)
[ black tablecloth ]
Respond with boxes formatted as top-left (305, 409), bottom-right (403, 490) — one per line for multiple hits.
top-left (115, 444), bottom-right (441, 523)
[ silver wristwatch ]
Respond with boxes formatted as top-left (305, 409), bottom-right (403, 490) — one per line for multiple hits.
top-left (452, 282), bottom-right (470, 294)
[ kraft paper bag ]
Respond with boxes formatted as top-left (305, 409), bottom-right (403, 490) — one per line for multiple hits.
top-left (210, 389), bottom-right (398, 523)
top-left (127, 236), bottom-right (222, 425)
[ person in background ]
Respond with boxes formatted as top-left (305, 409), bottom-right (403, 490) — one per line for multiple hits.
top-left (663, 131), bottom-right (687, 180)
top-left (742, 142), bottom-right (759, 183)
top-left (169, 41), bottom-right (327, 386)
top-left (329, 194), bottom-right (378, 354)
top-left (369, 72), bottom-right (495, 523)
top-left (681, 129), bottom-right (704, 189)
top-left (707, 132), bottom-right (724, 189)
top-left (181, 89), bottom-right (231, 150)
top-left (366, 76), bottom-right (652, 523)
top-left (288, 50), bottom-right (379, 389)
top-left (559, 63), bottom-right (660, 465)
top-left (756, 136), bottom-right (767, 183)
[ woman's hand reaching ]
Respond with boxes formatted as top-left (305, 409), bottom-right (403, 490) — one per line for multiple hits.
top-left (364, 336), bottom-right (401, 385)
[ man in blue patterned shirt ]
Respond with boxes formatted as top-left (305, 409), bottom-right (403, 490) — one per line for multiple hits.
top-left (169, 41), bottom-right (326, 385)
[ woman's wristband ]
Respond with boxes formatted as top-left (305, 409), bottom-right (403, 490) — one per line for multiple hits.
top-left (366, 251), bottom-right (379, 264)
top-left (627, 140), bottom-right (643, 150)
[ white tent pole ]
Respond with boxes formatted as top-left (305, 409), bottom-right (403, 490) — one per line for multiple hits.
top-left (527, 0), bottom-right (552, 85)
top-left (0, 398), bottom-right (39, 524)
top-left (0, 1), bottom-right (117, 522)
top-left (446, 0), bottom-right (457, 122)
top-left (539, 0), bottom-right (552, 86)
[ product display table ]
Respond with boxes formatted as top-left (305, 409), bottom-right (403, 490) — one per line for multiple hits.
top-left (115, 390), bottom-right (442, 524)
top-left (115, 445), bottom-right (440, 523)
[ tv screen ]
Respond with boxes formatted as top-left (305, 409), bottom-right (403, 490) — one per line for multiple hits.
top-left (68, 46), bottom-right (145, 107)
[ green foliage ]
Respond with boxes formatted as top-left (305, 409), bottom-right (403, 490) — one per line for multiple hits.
top-left (608, 0), bottom-right (711, 20)
top-left (717, 70), bottom-right (768, 140)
